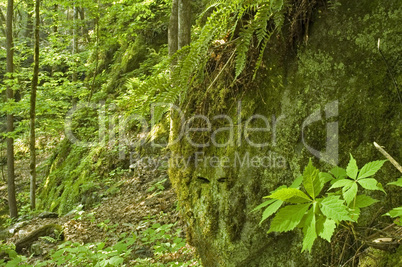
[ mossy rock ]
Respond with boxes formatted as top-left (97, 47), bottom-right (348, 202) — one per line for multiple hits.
top-left (169, 0), bottom-right (402, 266)
top-left (359, 246), bottom-right (402, 267)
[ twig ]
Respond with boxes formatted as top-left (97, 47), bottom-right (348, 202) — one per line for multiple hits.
top-left (373, 142), bottom-right (402, 173)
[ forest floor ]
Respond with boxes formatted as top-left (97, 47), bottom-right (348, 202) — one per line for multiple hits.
top-left (0, 146), bottom-right (200, 266)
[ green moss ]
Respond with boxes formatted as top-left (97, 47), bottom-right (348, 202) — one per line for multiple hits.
top-left (359, 246), bottom-right (402, 267)
top-left (168, 0), bottom-right (402, 266)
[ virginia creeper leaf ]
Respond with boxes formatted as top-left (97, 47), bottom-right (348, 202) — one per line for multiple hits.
top-left (259, 200), bottom-right (283, 224)
top-left (267, 188), bottom-right (311, 203)
top-left (290, 175), bottom-right (303, 188)
top-left (316, 217), bottom-right (336, 242)
top-left (301, 211), bottom-right (316, 252)
top-left (251, 199), bottom-right (276, 213)
top-left (387, 177), bottom-right (402, 187)
top-left (303, 159), bottom-right (321, 199)
top-left (355, 194), bottom-right (379, 208)
top-left (358, 178), bottom-right (385, 193)
top-left (319, 196), bottom-right (352, 221)
top-left (384, 207), bottom-right (402, 218)
top-left (268, 203), bottom-right (311, 233)
top-left (343, 182), bottom-right (358, 206)
top-left (346, 154), bottom-right (358, 179)
top-left (357, 160), bottom-right (387, 179)
top-left (329, 179), bottom-right (353, 190)
top-left (319, 172), bottom-right (334, 184)
top-left (330, 167), bottom-right (347, 179)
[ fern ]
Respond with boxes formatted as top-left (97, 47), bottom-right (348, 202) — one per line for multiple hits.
top-left (120, 0), bottom-right (288, 125)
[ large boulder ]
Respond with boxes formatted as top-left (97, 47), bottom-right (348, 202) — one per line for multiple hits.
top-left (168, 0), bottom-right (401, 266)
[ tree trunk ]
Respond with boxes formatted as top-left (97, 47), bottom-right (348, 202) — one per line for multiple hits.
top-left (0, 8), bottom-right (6, 36)
top-left (168, 0), bottom-right (178, 57)
top-left (53, 4), bottom-right (58, 33)
top-left (78, 7), bottom-right (89, 43)
top-left (72, 5), bottom-right (79, 106)
top-left (25, 0), bottom-right (34, 45)
top-left (29, 0), bottom-right (40, 211)
top-left (178, 0), bottom-right (191, 50)
top-left (6, 0), bottom-right (17, 219)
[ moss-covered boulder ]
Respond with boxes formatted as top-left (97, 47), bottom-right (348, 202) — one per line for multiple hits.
top-left (168, 0), bottom-right (402, 266)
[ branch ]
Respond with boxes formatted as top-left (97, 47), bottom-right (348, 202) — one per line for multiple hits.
top-left (373, 142), bottom-right (402, 173)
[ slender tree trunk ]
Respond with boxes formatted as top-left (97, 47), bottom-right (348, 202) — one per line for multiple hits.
top-left (53, 4), bottom-right (58, 33)
top-left (78, 7), bottom-right (89, 43)
top-left (168, 0), bottom-right (178, 57)
top-left (25, 0), bottom-right (34, 44)
top-left (29, 0), bottom-right (40, 210)
top-left (178, 0), bottom-right (191, 49)
top-left (72, 5), bottom-right (79, 106)
top-left (6, 0), bottom-right (17, 219)
top-left (88, 0), bottom-right (99, 102)
top-left (0, 8), bottom-right (6, 36)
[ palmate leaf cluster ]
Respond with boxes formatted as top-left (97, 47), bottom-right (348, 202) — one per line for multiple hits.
top-left (253, 155), bottom-right (389, 252)
top-left (122, 0), bottom-right (287, 124)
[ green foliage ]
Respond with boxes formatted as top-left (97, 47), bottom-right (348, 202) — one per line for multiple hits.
top-left (147, 178), bottom-right (167, 195)
top-left (40, 235), bottom-right (136, 267)
top-left (118, 0), bottom-right (289, 127)
top-left (255, 156), bottom-right (389, 253)
top-left (0, 218), bottom-right (193, 267)
top-left (0, 242), bottom-right (28, 267)
top-left (141, 222), bottom-right (186, 255)
top-left (385, 176), bottom-right (402, 225)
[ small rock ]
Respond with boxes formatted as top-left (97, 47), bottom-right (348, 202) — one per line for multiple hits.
top-left (18, 230), bottom-right (27, 237)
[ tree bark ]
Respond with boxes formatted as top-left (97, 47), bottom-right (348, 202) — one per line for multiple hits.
top-left (6, 0), bottom-right (17, 219)
top-left (30, 0), bottom-right (40, 210)
top-left (168, 0), bottom-right (178, 57)
top-left (0, 8), bottom-right (6, 36)
top-left (25, 0), bottom-right (34, 45)
top-left (178, 0), bottom-right (191, 49)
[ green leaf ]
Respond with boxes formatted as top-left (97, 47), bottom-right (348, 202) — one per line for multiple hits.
top-left (316, 217), bottom-right (336, 242)
top-left (108, 256), bottom-right (124, 265)
top-left (384, 207), bottom-right (402, 218)
top-left (355, 194), bottom-right (379, 208)
top-left (303, 159), bottom-right (321, 199)
top-left (290, 175), bottom-right (303, 188)
top-left (267, 188), bottom-right (311, 203)
top-left (319, 196), bottom-right (352, 221)
top-left (319, 172), bottom-right (334, 184)
top-left (259, 200), bottom-right (283, 224)
top-left (346, 154), bottom-right (358, 179)
top-left (330, 167), bottom-right (347, 179)
top-left (302, 211), bottom-right (317, 252)
top-left (358, 178), bottom-right (385, 193)
top-left (251, 199), bottom-right (276, 213)
top-left (349, 207), bottom-right (361, 222)
top-left (343, 182), bottom-right (358, 206)
top-left (97, 242), bottom-right (106, 250)
top-left (387, 177), bottom-right (402, 187)
top-left (357, 160), bottom-right (387, 179)
top-left (329, 179), bottom-right (353, 190)
top-left (263, 185), bottom-right (287, 198)
top-left (268, 203), bottom-right (311, 233)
